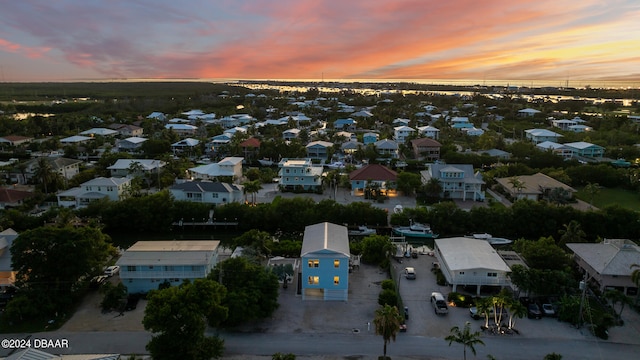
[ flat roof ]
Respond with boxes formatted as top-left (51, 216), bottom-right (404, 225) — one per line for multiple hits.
top-left (435, 237), bottom-right (511, 272)
top-left (127, 240), bottom-right (220, 252)
top-left (116, 240), bottom-right (220, 266)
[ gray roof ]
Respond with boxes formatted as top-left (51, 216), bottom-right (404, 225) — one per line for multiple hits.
top-left (425, 163), bottom-right (484, 183)
top-left (117, 240), bottom-right (220, 266)
top-left (301, 222), bottom-right (350, 257)
top-left (567, 240), bottom-right (640, 276)
top-left (81, 177), bottom-right (130, 187)
top-left (435, 237), bottom-right (511, 272)
top-left (170, 181), bottom-right (242, 193)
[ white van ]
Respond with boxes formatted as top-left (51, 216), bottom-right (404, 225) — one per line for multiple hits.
top-left (430, 292), bottom-right (448, 315)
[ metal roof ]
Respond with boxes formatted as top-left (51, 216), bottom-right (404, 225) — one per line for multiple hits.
top-left (301, 222), bottom-right (350, 258)
top-left (435, 237), bottom-right (511, 272)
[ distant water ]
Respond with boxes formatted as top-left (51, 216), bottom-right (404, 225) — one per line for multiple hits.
top-left (113, 77), bottom-right (640, 89)
top-left (229, 78), bottom-right (640, 89)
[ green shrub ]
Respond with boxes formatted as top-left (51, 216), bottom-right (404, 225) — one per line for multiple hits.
top-left (381, 279), bottom-right (396, 291)
top-left (378, 288), bottom-right (398, 307)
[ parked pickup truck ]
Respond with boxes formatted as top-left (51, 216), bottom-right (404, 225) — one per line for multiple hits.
top-left (430, 292), bottom-right (449, 315)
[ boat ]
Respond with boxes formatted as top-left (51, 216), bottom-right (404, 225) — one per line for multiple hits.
top-left (393, 221), bottom-right (439, 239)
top-left (348, 226), bottom-right (376, 236)
top-left (325, 161), bottom-right (346, 170)
top-left (466, 233), bottom-right (513, 245)
top-left (258, 158), bottom-right (274, 166)
top-left (485, 237), bottom-right (513, 246)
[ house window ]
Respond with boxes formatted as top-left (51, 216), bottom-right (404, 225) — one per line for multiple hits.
top-left (149, 266), bottom-right (154, 269)
top-left (165, 266), bottom-right (174, 271)
top-left (308, 259), bottom-right (319, 268)
top-left (308, 276), bottom-right (319, 285)
top-left (334, 259), bottom-right (340, 268)
top-left (212, 193), bottom-right (219, 198)
top-left (334, 276), bottom-right (340, 285)
top-left (285, 169), bottom-right (290, 174)
top-left (487, 272), bottom-right (497, 277)
top-left (127, 266), bottom-right (136, 272)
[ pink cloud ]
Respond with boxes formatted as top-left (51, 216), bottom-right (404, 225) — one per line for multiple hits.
top-left (0, 37), bottom-right (50, 58)
top-left (1, 0), bottom-right (638, 81)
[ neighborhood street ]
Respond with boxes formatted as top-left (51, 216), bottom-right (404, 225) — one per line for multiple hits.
top-left (2, 259), bottom-right (640, 359)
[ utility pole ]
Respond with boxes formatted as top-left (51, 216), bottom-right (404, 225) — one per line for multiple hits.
top-left (578, 271), bottom-right (589, 328)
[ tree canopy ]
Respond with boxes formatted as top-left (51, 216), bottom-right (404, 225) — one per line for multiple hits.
top-left (209, 257), bottom-right (280, 326)
top-left (8, 225), bottom-right (115, 321)
top-left (143, 279), bottom-right (228, 360)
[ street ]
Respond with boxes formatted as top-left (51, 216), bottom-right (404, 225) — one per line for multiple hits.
top-left (2, 331), bottom-right (639, 359)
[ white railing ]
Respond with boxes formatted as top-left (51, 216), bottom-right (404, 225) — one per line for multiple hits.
top-left (121, 270), bottom-right (206, 279)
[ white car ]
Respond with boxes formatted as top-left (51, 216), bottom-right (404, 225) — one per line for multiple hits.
top-left (104, 265), bottom-right (120, 277)
top-left (404, 267), bottom-right (416, 280)
top-left (431, 292), bottom-right (449, 315)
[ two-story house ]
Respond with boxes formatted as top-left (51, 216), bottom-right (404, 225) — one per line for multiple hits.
top-left (524, 129), bottom-right (563, 144)
top-left (188, 157), bottom-right (244, 182)
top-left (301, 222), bottom-right (350, 301)
top-left (14, 157), bottom-right (82, 185)
top-left (283, 128), bottom-right (301, 141)
top-left (107, 159), bottom-right (166, 178)
top-left (169, 181), bottom-right (243, 204)
top-left (567, 239), bottom-right (640, 296)
top-left (349, 164), bottom-right (397, 196)
top-left (239, 137), bottom-right (261, 162)
top-left (417, 125), bottom-right (440, 140)
top-left (421, 163), bottom-right (485, 201)
top-left (117, 136), bottom-right (147, 152)
top-left (278, 158), bottom-right (323, 192)
top-left (410, 138), bottom-right (441, 161)
top-left (333, 118), bottom-right (357, 131)
top-left (116, 240), bottom-right (220, 294)
top-left (435, 237), bottom-right (512, 295)
top-left (110, 124), bottom-right (144, 137)
top-left (56, 177), bottom-right (131, 208)
top-left (306, 141), bottom-right (334, 162)
top-left (362, 132), bottom-right (379, 145)
top-left (165, 124), bottom-right (198, 136)
top-left (374, 139), bottom-right (399, 159)
top-left (393, 126), bottom-right (415, 144)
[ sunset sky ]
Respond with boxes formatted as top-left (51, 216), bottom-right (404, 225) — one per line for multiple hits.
top-left (1, 0), bottom-right (639, 83)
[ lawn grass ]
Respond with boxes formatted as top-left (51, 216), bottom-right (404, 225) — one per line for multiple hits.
top-left (575, 186), bottom-right (640, 211)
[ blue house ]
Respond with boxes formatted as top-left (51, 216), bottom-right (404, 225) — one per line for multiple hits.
top-left (362, 132), bottom-right (379, 145)
top-left (301, 222), bottom-right (350, 301)
top-left (116, 240), bottom-right (220, 294)
top-left (305, 141), bottom-right (334, 161)
top-left (278, 158), bottom-right (323, 191)
top-left (333, 118), bottom-right (357, 131)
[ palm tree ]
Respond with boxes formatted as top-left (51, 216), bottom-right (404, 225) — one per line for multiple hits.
top-left (373, 304), bottom-right (403, 359)
top-left (559, 220), bottom-right (586, 247)
top-left (603, 289), bottom-right (632, 320)
top-left (507, 300), bottom-right (527, 330)
top-left (507, 176), bottom-right (525, 200)
top-left (33, 157), bottom-right (55, 194)
top-left (242, 180), bottom-right (263, 205)
top-left (445, 321), bottom-right (485, 360)
top-left (475, 297), bottom-right (493, 328)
